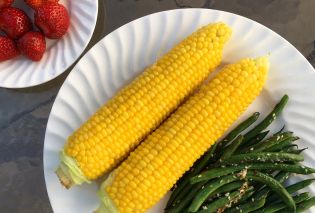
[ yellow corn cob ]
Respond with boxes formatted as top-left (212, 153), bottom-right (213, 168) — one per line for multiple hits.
top-left (95, 56), bottom-right (270, 213)
top-left (56, 22), bottom-right (232, 188)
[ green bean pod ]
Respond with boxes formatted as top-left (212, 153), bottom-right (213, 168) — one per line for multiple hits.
top-left (276, 197), bottom-right (315, 213)
top-left (242, 172), bottom-right (290, 208)
top-left (253, 193), bottom-right (310, 213)
top-left (188, 174), bottom-right (240, 212)
top-left (235, 187), bottom-right (256, 204)
top-left (218, 112), bottom-right (260, 150)
top-left (245, 171), bottom-right (295, 210)
top-left (264, 137), bottom-right (299, 152)
top-left (267, 179), bottom-right (315, 203)
top-left (243, 95), bottom-right (289, 142)
top-left (242, 132), bottom-right (295, 153)
top-left (295, 197), bottom-right (315, 213)
top-left (216, 153), bottom-right (304, 165)
top-left (273, 125), bottom-right (286, 136)
top-left (225, 196), bottom-right (266, 213)
top-left (190, 163), bottom-right (315, 184)
top-left (220, 135), bottom-right (244, 161)
top-left (272, 140), bottom-right (298, 153)
top-left (198, 186), bottom-right (254, 213)
top-left (286, 148), bottom-right (307, 155)
top-left (166, 182), bottom-right (205, 213)
top-left (239, 131), bottom-right (269, 149)
top-left (208, 181), bottom-right (245, 199)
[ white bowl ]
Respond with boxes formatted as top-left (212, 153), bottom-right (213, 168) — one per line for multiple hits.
top-left (0, 0), bottom-right (98, 88)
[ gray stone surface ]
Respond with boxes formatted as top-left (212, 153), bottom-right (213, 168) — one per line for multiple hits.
top-left (0, 0), bottom-right (314, 212)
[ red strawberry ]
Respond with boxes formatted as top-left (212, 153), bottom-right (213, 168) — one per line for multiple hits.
top-left (0, 7), bottom-right (32, 39)
top-left (25, 0), bottom-right (59, 9)
top-left (0, 36), bottom-right (19, 62)
top-left (34, 2), bottom-right (70, 39)
top-left (17, 31), bottom-right (46, 61)
top-left (0, 0), bottom-right (13, 9)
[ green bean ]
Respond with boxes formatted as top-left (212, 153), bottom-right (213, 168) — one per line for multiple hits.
top-left (168, 185), bottom-right (193, 209)
top-left (240, 131), bottom-right (270, 148)
top-left (166, 182), bottom-right (205, 213)
top-left (273, 125), bottom-right (286, 136)
top-left (276, 197), bottom-right (315, 213)
top-left (220, 135), bottom-right (244, 161)
top-left (274, 171), bottom-right (291, 183)
top-left (226, 196), bottom-right (266, 213)
top-left (188, 174), bottom-right (240, 212)
top-left (208, 181), bottom-right (245, 199)
top-left (242, 172), bottom-right (290, 207)
top-left (265, 140), bottom-right (299, 152)
top-left (295, 197), bottom-right (315, 213)
top-left (243, 95), bottom-right (289, 142)
top-left (217, 112), bottom-right (260, 149)
top-left (216, 153), bottom-right (303, 165)
top-left (199, 190), bottom-right (240, 213)
top-left (264, 136), bottom-right (300, 152)
top-left (237, 187), bottom-right (255, 204)
top-left (259, 171), bottom-right (292, 200)
top-left (266, 136), bottom-right (299, 152)
top-left (267, 179), bottom-right (315, 203)
top-left (198, 186), bottom-right (254, 213)
top-left (253, 134), bottom-right (296, 153)
top-left (287, 148), bottom-right (307, 154)
top-left (286, 178), bottom-right (315, 194)
top-left (284, 143), bottom-right (298, 148)
top-left (245, 171), bottom-right (295, 210)
top-left (191, 163), bottom-right (315, 184)
top-left (167, 181), bottom-right (208, 210)
top-left (242, 132), bottom-right (294, 153)
top-left (253, 193), bottom-right (310, 213)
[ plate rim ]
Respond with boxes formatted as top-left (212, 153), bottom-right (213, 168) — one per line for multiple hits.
top-left (43, 8), bottom-right (315, 213)
top-left (0, 0), bottom-right (99, 89)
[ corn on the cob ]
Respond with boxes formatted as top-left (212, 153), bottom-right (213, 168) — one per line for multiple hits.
top-left (56, 23), bottom-right (232, 188)
top-left (95, 56), bottom-right (270, 213)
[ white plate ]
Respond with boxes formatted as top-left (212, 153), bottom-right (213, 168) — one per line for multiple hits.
top-left (0, 0), bottom-right (98, 88)
top-left (44, 9), bottom-right (315, 213)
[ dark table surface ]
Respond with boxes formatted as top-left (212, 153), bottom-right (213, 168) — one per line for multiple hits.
top-left (1, 0), bottom-right (315, 212)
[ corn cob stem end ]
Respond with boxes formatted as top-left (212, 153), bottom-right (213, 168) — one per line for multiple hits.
top-left (55, 151), bottom-right (90, 188)
top-left (55, 166), bottom-right (74, 189)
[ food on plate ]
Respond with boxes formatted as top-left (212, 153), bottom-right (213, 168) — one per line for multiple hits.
top-left (95, 56), bottom-right (270, 213)
top-left (0, 1), bottom-right (69, 62)
top-left (55, 22), bottom-right (233, 188)
top-left (0, 0), bottom-right (13, 9)
top-left (24, 0), bottom-right (59, 9)
top-left (0, 7), bottom-right (32, 39)
top-left (17, 31), bottom-right (46, 61)
top-left (0, 35), bottom-right (19, 61)
top-left (166, 95), bottom-right (315, 213)
top-left (166, 95), bottom-right (290, 211)
top-left (34, 2), bottom-right (70, 39)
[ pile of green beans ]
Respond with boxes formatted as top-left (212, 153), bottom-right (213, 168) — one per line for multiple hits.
top-left (165, 95), bottom-right (315, 213)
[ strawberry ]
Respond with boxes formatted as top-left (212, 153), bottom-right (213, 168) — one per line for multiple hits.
top-left (34, 2), bottom-right (70, 39)
top-left (0, 7), bottom-right (32, 39)
top-left (0, 0), bottom-right (13, 9)
top-left (17, 31), bottom-right (46, 61)
top-left (24, 0), bottom-right (59, 9)
top-left (0, 36), bottom-right (20, 62)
